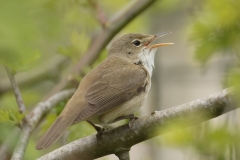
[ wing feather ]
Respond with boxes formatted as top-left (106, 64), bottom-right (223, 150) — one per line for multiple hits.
top-left (75, 60), bottom-right (148, 122)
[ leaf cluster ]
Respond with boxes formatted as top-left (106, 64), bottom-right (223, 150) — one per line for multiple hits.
top-left (189, 0), bottom-right (240, 64)
top-left (0, 108), bottom-right (24, 126)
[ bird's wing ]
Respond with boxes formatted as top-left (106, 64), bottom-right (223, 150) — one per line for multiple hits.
top-left (75, 62), bottom-right (148, 122)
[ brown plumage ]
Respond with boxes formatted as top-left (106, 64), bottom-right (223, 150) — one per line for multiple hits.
top-left (36, 32), bottom-right (173, 150)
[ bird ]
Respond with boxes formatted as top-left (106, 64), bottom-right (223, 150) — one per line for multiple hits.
top-left (36, 32), bottom-right (173, 150)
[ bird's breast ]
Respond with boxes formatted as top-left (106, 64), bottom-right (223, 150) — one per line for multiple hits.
top-left (98, 81), bottom-right (151, 124)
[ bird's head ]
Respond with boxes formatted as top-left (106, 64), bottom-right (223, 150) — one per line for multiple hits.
top-left (108, 32), bottom-right (173, 75)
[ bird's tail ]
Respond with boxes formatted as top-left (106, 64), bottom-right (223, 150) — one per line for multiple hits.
top-left (36, 115), bottom-right (74, 150)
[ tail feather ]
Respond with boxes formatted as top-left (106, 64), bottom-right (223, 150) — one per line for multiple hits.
top-left (36, 116), bottom-right (74, 150)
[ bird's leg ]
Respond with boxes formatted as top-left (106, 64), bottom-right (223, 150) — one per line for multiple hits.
top-left (86, 120), bottom-right (105, 146)
top-left (112, 114), bottom-right (138, 130)
top-left (111, 114), bottom-right (138, 123)
top-left (128, 114), bottom-right (138, 131)
top-left (129, 114), bottom-right (138, 121)
top-left (86, 120), bottom-right (103, 132)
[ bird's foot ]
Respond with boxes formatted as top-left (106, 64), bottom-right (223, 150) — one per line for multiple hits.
top-left (129, 114), bottom-right (138, 121)
top-left (128, 115), bottom-right (138, 131)
top-left (87, 120), bottom-right (109, 146)
top-left (96, 127), bottom-right (105, 145)
top-left (112, 114), bottom-right (138, 123)
top-left (111, 114), bottom-right (138, 130)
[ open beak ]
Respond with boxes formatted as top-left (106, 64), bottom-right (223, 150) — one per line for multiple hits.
top-left (147, 31), bottom-right (174, 49)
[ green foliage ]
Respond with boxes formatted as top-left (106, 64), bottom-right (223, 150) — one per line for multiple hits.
top-left (159, 123), bottom-right (240, 159)
top-left (57, 31), bottom-right (90, 62)
top-left (0, 0), bottom-right (66, 72)
top-left (0, 108), bottom-right (24, 125)
top-left (189, 0), bottom-right (240, 64)
top-left (152, 0), bottom-right (240, 159)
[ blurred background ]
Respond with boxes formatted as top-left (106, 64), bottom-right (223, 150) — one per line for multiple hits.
top-left (0, 0), bottom-right (240, 159)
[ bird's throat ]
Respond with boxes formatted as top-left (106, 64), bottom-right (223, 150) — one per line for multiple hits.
top-left (138, 48), bottom-right (157, 77)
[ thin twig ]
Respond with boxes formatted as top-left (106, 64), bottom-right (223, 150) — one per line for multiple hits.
top-left (4, 66), bottom-right (26, 114)
top-left (37, 88), bottom-right (235, 160)
top-left (0, 56), bottom-right (68, 95)
top-left (88, 0), bottom-right (107, 28)
top-left (11, 89), bottom-right (75, 160)
top-left (43, 0), bottom-right (157, 101)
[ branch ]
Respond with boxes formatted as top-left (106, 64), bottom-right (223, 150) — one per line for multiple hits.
top-left (115, 149), bottom-right (130, 160)
top-left (44, 0), bottom-right (157, 100)
top-left (88, 0), bottom-right (107, 28)
top-left (11, 89), bottom-right (75, 160)
top-left (0, 56), bottom-right (68, 95)
top-left (4, 66), bottom-right (26, 114)
top-left (37, 88), bottom-right (236, 160)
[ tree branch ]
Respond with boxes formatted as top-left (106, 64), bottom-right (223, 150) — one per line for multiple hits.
top-left (0, 56), bottom-right (68, 95)
top-left (37, 88), bottom-right (236, 160)
top-left (4, 66), bottom-right (26, 114)
top-left (115, 149), bottom-right (130, 160)
top-left (88, 0), bottom-right (107, 28)
top-left (11, 89), bottom-right (75, 160)
top-left (44, 0), bottom-right (157, 100)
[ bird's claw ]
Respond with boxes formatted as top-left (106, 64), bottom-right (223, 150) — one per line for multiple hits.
top-left (96, 127), bottom-right (105, 146)
top-left (128, 115), bottom-right (138, 131)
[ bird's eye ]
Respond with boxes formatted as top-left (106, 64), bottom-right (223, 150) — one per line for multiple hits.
top-left (132, 40), bottom-right (141, 46)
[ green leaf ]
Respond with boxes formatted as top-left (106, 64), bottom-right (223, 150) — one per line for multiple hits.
top-left (0, 108), bottom-right (25, 125)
